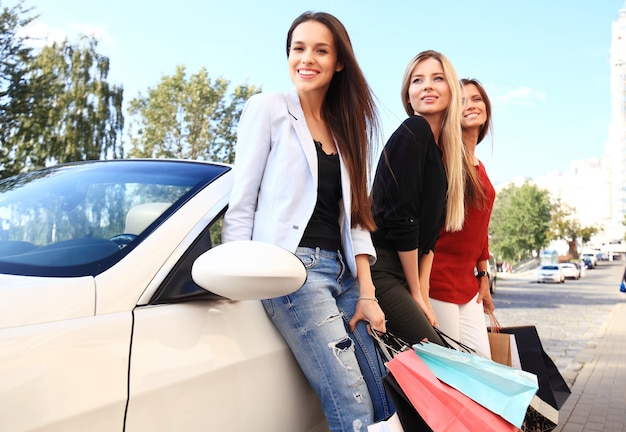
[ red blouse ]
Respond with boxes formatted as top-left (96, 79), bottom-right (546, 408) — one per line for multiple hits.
top-left (429, 161), bottom-right (496, 304)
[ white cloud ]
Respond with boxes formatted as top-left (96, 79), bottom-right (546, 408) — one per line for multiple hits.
top-left (494, 86), bottom-right (547, 109)
top-left (17, 21), bottom-right (113, 48)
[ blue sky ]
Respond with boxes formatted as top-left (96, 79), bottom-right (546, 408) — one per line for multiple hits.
top-left (13, 0), bottom-right (625, 184)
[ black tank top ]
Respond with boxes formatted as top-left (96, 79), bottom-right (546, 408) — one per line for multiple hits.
top-left (299, 140), bottom-right (342, 251)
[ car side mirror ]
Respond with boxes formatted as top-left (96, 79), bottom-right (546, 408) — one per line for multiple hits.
top-left (191, 240), bottom-right (306, 300)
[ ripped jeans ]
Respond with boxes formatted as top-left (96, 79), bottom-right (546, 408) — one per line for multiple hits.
top-left (262, 247), bottom-right (391, 432)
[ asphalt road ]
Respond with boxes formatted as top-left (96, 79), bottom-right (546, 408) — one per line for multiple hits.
top-left (490, 259), bottom-right (626, 387)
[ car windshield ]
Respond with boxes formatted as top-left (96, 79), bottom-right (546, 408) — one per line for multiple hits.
top-left (542, 265), bottom-right (559, 270)
top-left (0, 160), bottom-right (229, 277)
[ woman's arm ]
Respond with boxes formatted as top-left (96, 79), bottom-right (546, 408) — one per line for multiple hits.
top-left (222, 94), bottom-right (273, 242)
top-left (476, 258), bottom-right (494, 313)
top-left (398, 249), bottom-right (437, 327)
top-left (348, 254), bottom-right (386, 333)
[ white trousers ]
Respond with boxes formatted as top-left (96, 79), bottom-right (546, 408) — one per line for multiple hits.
top-left (430, 293), bottom-right (491, 359)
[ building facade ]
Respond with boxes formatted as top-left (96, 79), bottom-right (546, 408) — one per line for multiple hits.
top-left (606, 5), bottom-right (626, 240)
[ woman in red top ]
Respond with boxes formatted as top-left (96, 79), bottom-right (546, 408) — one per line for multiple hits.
top-left (429, 78), bottom-right (496, 358)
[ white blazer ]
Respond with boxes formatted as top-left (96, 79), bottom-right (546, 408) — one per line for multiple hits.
top-left (221, 88), bottom-right (376, 276)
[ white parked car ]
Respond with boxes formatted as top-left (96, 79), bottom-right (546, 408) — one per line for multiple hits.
top-left (0, 160), bottom-right (328, 432)
top-left (560, 262), bottom-right (581, 280)
top-left (536, 264), bottom-right (565, 283)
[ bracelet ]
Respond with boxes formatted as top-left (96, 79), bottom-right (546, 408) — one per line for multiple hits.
top-left (358, 297), bottom-right (379, 303)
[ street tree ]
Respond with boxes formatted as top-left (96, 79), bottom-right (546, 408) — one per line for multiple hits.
top-left (490, 181), bottom-right (552, 262)
top-left (126, 65), bottom-right (260, 163)
top-left (1, 16), bottom-right (124, 179)
top-left (547, 198), bottom-right (599, 259)
top-left (14, 36), bottom-right (124, 169)
top-left (0, 0), bottom-right (36, 177)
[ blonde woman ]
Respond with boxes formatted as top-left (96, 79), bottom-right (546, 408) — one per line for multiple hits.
top-left (370, 50), bottom-right (465, 346)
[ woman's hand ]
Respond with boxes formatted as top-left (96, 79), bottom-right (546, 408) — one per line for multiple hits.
top-left (411, 292), bottom-right (438, 328)
top-left (349, 297), bottom-right (386, 333)
top-left (351, 254), bottom-right (386, 333)
top-left (477, 278), bottom-right (495, 313)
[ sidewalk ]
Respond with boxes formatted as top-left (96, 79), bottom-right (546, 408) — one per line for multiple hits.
top-left (555, 300), bottom-right (626, 431)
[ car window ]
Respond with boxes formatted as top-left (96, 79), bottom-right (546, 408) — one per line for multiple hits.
top-left (149, 211), bottom-right (227, 304)
top-left (0, 160), bottom-right (228, 277)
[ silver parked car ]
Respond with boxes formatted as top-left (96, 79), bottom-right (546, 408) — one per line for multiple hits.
top-left (0, 160), bottom-right (328, 432)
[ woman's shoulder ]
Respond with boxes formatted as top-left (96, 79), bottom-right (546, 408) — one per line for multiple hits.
top-left (245, 91), bottom-right (287, 106)
top-left (389, 115), bottom-right (435, 144)
top-left (249, 89), bottom-right (302, 109)
top-left (398, 115), bottom-right (433, 137)
top-left (242, 91), bottom-right (295, 118)
top-left (401, 115), bottom-right (432, 133)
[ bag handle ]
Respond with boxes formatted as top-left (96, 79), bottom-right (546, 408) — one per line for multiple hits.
top-left (487, 310), bottom-right (501, 333)
top-left (432, 327), bottom-right (478, 355)
top-left (371, 329), bottom-right (412, 363)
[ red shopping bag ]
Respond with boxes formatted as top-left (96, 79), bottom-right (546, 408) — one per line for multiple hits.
top-left (386, 350), bottom-right (517, 432)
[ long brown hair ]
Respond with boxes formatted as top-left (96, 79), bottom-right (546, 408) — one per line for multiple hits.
top-left (461, 78), bottom-right (493, 210)
top-left (400, 50), bottom-right (465, 231)
top-left (461, 78), bottom-right (493, 145)
top-left (287, 11), bottom-right (380, 231)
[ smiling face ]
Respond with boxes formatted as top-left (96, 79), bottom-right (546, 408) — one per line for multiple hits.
top-left (287, 20), bottom-right (342, 95)
top-left (407, 57), bottom-right (451, 118)
top-left (461, 83), bottom-right (487, 132)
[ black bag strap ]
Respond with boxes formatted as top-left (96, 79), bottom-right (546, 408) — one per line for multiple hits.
top-left (432, 327), bottom-right (478, 355)
top-left (371, 329), bottom-right (412, 363)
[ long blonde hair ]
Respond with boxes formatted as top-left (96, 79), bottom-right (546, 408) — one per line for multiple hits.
top-left (400, 50), bottom-right (465, 231)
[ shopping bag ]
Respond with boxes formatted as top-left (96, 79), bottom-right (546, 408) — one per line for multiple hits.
top-left (386, 350), bottom-right (518, 432)
top-left (520, 395), bottom-right (558, 432)
top-left (499, 325), bottom-right (571, 410)
top-left (620, 280), bottom-right (626, 292)
top-left (372, 330), bottom-right (429, 430)
top-left (382, 372), bottom-right (432, 431)
top-left (510, 333), bottom-right (522, 369)
top-left (488, 331), bottom-right (512, 366)
top-left (486, 312), bottom-right (520, 368)
top-left (367, 412), bottom-right (405, 432)
top-left (413, 341), bottom-right (538, 427)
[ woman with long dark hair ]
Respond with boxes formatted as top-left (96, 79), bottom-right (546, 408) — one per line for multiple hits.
top-left (222, 11), bottom-right (392, 431)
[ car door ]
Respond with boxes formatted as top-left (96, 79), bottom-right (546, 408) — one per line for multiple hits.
top-left (124, 216), bottom-right (328, 432)
top-left (0, 276), bottom-right (132, 431)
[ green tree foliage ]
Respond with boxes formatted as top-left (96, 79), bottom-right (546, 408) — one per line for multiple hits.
top-left (0, 0), bottom-right (36, 177)
top-left (490, 181), bottom-right (552, 262)
top-left (12, 36), bottom-right (124, 171)
top-left (127, 65), bottom-right (260, 163)
top-left (1, 1), bottom-right (124, 179)
top-left (547, 198), bottom-right (598, 258)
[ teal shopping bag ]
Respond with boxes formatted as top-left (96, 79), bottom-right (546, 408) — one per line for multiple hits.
top-left (413, 341), bottom-right (538, 428)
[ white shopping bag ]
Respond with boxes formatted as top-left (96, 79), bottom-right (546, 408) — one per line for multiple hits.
top-left (510, 334), bottom-right (522, 370)
top-left (367, 412), bottom-right (404, 432)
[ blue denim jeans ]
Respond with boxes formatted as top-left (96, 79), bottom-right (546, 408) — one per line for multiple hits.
top-left (262, 247), bottom-right (392, 432)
